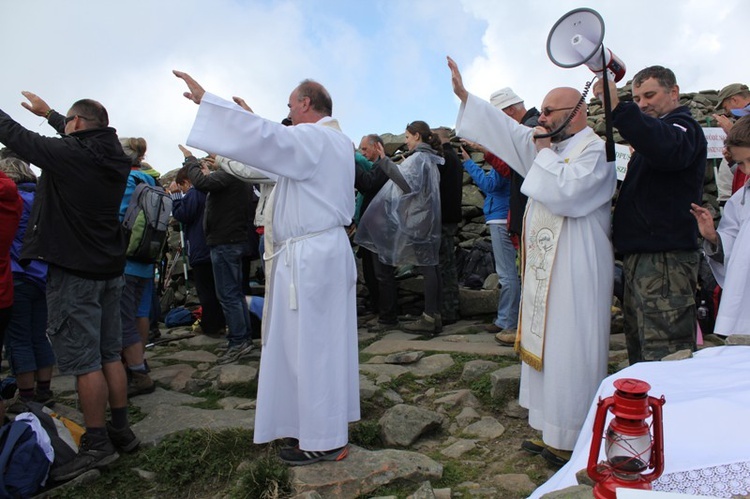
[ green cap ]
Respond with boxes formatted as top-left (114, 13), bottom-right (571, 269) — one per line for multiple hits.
top-left (716, 83), bottom-right (749, 109)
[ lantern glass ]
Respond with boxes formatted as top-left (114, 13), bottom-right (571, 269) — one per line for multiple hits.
top-left (604, 424), bottom-right (651, 474)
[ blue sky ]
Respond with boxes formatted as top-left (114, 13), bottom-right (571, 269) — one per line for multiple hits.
top-left (0, 0), bottom-right (746, 174)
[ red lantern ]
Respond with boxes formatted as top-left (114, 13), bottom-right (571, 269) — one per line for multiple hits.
top-left (587, 378), bottom-right (666, 499)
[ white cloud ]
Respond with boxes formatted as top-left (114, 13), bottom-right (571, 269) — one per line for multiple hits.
top-left (1, 0), bottom-right (747, 174)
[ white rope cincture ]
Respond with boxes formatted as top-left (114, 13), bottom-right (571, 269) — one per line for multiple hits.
top-left (263, 226), bottom-right (339, 310)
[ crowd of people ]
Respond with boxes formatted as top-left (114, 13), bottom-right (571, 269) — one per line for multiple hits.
top-left (0, 56), bottom-right (747, 487)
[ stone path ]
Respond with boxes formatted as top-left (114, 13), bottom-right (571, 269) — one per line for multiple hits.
top-left (42, 321), bottom-right (639, 498)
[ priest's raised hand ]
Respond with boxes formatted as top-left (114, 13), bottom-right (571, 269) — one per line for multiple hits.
top-left (173, 70), bottom-right (206, 104)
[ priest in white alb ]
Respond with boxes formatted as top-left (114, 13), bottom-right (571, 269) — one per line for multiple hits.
top-left (447, 57), bottom-right (616, 467)
top-left (174, 71), bottom-right (359, 466)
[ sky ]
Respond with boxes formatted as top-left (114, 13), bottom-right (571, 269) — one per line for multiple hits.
top-left (0, 0), bottom-right (747, 174)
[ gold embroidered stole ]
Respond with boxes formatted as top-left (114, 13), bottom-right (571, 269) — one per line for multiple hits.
top-left (516, 131), bottom-right (602, 370)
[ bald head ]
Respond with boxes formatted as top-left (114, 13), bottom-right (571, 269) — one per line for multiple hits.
top-left (538, 87), bottom-right (587, 140)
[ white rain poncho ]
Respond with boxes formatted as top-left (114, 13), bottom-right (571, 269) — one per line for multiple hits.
top-left (355, 143), bottom-right (443, 266)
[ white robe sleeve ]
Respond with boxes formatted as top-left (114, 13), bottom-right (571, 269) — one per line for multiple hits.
top-left (456, 93), bottom-right (537, 177)
top-left (523, 136), bottom-right (616, 218)
top-left (187, 92), bottom-right (335, 182)
top-left (709, 192), bottom-right (744, 287)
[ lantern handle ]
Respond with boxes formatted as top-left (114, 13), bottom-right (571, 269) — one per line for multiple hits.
top-left (642, 395), bottom-right (666, 481)
top-left (587, 396), bottom-right (616, 482)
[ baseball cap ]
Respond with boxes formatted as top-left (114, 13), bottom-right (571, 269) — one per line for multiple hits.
top-left (490, 87), bottom-right (523, 110)
top-left (716, 83), bottom-right (749, 109)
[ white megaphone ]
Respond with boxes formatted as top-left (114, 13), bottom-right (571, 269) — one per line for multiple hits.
top-left (546, 7), bottom-right (625, 82)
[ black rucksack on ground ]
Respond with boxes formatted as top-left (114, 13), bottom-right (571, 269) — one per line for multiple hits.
top-left (122, 181), bottom-right (172, 263)
top-left (456, 239), bottom-right (496, 289)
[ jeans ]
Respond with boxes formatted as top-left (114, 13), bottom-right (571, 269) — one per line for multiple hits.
top-left (121, 275), bottom-right (147, 348)
top-left (489, 223), bottom-right (520, 329)
top-left (211, 243), bottom-right (252, 346)
top-left (5, 279), bottom-right (55, 375)
top-left (192, 261), bottom-right (226, 336)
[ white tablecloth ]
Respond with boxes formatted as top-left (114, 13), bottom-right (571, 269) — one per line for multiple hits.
top-left (529, 346), bottom-right (750, 498)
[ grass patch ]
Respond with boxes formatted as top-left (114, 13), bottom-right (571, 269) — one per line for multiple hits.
top-left (54, 429), bottom-right (270, 499)
top-left (469, 373), bottom-right (510, 411)
top-left (142, 429), bottom-right (257, 488)
top-left (230, 454), bottom-right (293, 499)
top-left (434, 459), bottom-right (481, 488)
top-left (350, 420), bottom-right (383, 450)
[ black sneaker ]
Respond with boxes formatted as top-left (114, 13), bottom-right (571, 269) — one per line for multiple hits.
top-left (278, 445), bottom-right (349, 466)
top-left (541, 447), bottom-right (572, 468)
top-left (50, 432), bottom-right (119, 482)
top-left (106, 422), bottom-right (140, 453)
top-left (521, 439), bottom-right (547, 455)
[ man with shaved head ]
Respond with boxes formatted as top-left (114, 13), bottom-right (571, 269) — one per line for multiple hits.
top-left (448, 57), bottom-right (616, 467)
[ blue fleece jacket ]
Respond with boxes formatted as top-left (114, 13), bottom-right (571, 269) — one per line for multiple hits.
top-left (462, 159), bottom-right (510, 222)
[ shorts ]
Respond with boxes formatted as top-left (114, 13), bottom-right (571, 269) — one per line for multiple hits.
top-left (46, 266), bottom-right (124, 376)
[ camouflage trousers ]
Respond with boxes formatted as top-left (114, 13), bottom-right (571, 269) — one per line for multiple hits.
top-left (622, 250), bottom-right (699, 365)
top-left (439, 223), bottom-right (460, 322)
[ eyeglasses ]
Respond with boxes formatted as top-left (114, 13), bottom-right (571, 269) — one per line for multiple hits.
top-left (64, 115), bottom-right (94, 124)
top-left (541, 106), bottom-right (575, 117)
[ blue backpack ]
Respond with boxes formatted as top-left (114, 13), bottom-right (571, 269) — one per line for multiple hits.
top-left (0, 419), bottom-right (50, 498)
top-left (164, 306), bottom-right (195, 328)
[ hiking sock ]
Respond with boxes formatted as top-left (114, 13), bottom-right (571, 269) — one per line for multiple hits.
top-left (18, 387), bottom-right (34, 401)
top-left (110, 407), bottom-right (129, 430)
top-left (87, 426), bottom-right (108, 437)
top-left (129, 363), bottom-right (147, 373)
top-left (36, 380), bottom-right (51, 393)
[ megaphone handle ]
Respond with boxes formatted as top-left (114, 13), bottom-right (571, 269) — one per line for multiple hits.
top-left (601, 49), bottom-right (616, 162)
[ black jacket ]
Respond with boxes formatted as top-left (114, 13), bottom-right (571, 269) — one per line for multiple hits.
top-left (0, 109), bottom-right (130, 279)
top-left (438, 143), bottom-right (463, 224)
top-left (612, 102), bottom-right (706, 254)
top-left (185, 156), bottom-right (253, 246)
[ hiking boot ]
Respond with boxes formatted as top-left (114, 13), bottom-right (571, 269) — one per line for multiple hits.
top-left (495, 329), bottom-right (517, 346)
top-left (5, 396), bottom-right (31, 414)
top-left (128, 371), bottom-right (156, 398)
top-left (521, 439), bottom-right (548, 455)
top-left (402, 313), bottom-right (439, 335)
top-left (106, 422), bottom-right (140, 453)
top-left (484, 324), bottom-right (503, 334)
top-left (216, 340), bottom-right (254, 365)
top-left (50, 432), bottom-right (119, 482)
top-left (34, 389), bottom-right (55, 408)
top-left (541, 447), bottom-right (572, 468)
top-left (278, 445), bottom-right (349, 466)
top-left (367, 321), bottom-right (400, 333)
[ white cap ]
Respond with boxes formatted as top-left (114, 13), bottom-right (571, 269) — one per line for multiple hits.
top-left (489, 87), bottom-right (523, 110)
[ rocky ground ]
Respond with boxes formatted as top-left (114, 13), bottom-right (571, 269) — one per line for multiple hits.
top-left (29, 276), bottom-right (750, 499)
top-left (34, 309), bottom-right (648, 499)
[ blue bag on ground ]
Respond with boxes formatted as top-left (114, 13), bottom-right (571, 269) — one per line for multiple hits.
top-left (164, 306), bottom-right (195, 328)
top-left (0, 416), bottom-right (52, 498)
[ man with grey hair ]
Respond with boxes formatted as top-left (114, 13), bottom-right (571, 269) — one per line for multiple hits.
top-left (174, 71), bottom-right (360, 466)
top-left (595, 65), bottom-right (707, 365)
